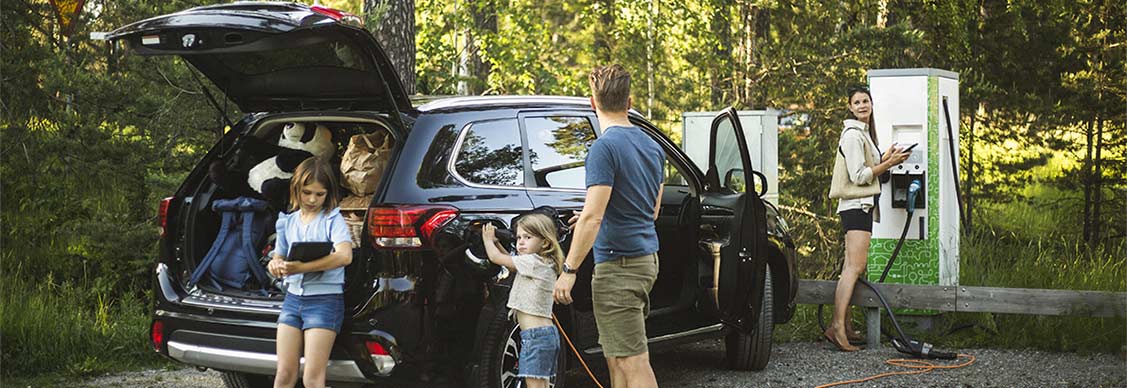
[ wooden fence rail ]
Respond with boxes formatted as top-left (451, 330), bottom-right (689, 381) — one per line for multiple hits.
top-left (796, 280), bottom-right (1127, 346)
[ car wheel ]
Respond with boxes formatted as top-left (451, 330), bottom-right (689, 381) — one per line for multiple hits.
top-left (220, 371), bottom-right (277, 388)
top-left (724, 265), bottom-right (774, 371)
top-left (473, 306), bottom-right (567, 388)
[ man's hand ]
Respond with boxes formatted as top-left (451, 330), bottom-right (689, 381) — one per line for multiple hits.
top-left (554, 273), bottom-right (576, 305)
top-left (567, 210), bottom-right (580, 230)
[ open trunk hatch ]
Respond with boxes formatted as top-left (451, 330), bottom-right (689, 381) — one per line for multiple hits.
top-left (107, 2), bottom-right (410, 114)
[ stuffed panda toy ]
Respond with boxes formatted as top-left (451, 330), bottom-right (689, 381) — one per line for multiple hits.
top-left (247, 122), bottom-right (335, 209)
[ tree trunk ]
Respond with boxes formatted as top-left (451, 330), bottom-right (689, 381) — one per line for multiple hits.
top-left (646, 0), bottom-right (656, 118)
top-left (709, 0), bottom-right (732, 108)
top-left (1083, 119), bottom-right (1093, 243)
top-left (877, 0), bottom-right (889, 27)
top-left (461, 0), bottom-right (495, 95)
top-left (365, 0), bottom-right (416, 95)
top-left (1092, 117), bottom-right (1104, 244)
top-left (735, 1), bottom-right (767, 109)
top-left (594, 0), bottom-right (615, 63)
top-left (966, 106), bottom-right (976, 233)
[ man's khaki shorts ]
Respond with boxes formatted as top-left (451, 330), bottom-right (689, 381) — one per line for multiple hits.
top-left (591, 253), bottom-right (659, 358)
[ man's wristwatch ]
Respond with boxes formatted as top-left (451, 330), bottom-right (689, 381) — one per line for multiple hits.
top-left (562, 263), bottom-right (578, 274)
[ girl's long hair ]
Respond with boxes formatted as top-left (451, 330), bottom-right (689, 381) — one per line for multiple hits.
top-left (288, 156), bottom-right (340, 213)
top-left (515, 214), bottom-right (565, 274)
top-left (847, 86), bottom-right (880, 148)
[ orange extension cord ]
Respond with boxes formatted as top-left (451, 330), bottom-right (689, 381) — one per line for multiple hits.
top-left (552, 314), bottom-right (607, 388)
top-left (552, 313), bottom-right (973, 388)
top-left (815, 353), bottom-right (977, 388)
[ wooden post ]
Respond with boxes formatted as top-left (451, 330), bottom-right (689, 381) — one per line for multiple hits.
top-left (865, 307), bottom-right (880, 348)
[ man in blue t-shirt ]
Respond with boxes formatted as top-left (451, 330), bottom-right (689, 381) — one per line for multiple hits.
top-left (554, 64), bottom-right (664, 388)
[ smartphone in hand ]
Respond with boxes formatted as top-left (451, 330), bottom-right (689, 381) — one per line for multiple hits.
top-left (900, 143), bottom-right (919, 153)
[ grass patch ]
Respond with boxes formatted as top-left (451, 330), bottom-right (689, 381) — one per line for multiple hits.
top-left (0, 271), bottom-right (168, 378)
top-left (776, 193), bottom-right (1126, 354)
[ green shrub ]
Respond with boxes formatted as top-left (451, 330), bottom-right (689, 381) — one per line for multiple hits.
top-left (0, 271), bottom-right (164, 377)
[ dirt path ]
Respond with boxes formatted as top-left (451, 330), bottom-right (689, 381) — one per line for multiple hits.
top-left (76, 340), bottom-right (1126, 387)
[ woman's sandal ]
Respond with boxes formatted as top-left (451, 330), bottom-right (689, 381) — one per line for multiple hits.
top-left (846, 330), bottom-right (866, 344)
top-left (823, 330), bottom-right (861, 352)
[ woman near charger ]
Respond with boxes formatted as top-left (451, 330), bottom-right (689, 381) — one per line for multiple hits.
top-left (825, 86), bottom-right (910, 352)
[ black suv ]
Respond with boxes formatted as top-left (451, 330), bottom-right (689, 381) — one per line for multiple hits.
top-left (111, 3), bottom-right (797, 387)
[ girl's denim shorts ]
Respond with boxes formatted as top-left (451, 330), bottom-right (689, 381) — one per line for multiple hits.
top-left (518, 325), bottom-right (560, 380)
top-left (278, 293), bottom-right (344, 333)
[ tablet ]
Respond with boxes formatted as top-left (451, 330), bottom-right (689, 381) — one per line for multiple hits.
top-left (288, 241), bottom-right (333, 262)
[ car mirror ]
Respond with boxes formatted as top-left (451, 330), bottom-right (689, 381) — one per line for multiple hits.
top-left (723, 168), bottom-right (746, 192)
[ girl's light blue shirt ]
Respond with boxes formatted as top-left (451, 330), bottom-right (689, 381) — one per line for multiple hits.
top-left (274, 207), bottom-right (352, 296)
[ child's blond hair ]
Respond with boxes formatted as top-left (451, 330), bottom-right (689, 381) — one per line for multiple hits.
top-left (515, 214), bottom-right (564, 274)
top-left (287, 157), bottom-right (340, 212)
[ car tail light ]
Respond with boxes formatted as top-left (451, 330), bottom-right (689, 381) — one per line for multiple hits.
top-left (158, 197), bottom-right (175, 239)
top-left (367, 205), bottom-right (458, 249)
top-left (150, 320), bottom-right (165, 352)
top-left (365, 340), bottom-right (389, 356)
top-left (365, 340), bottom-right (396, 375)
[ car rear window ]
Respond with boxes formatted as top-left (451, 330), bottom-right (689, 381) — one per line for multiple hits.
top-left (213, 40), bottom-right (369, 75)
top-left (453, 119), bottom-right (524, 187)
top-left (524, 116), bottom-right (596, 190)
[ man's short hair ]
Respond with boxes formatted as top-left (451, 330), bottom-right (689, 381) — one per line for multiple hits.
top-left (589, 64), bottom-right (631, 113)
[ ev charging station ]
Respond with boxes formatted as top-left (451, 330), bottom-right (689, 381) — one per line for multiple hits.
top-left (867, 68), bottom-right (961, 290)
top-left (682, 110), bottom-right (780, 205)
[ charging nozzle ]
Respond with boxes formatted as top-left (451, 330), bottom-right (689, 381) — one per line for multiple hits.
top-left (906, 179), bottom-right (922, 214)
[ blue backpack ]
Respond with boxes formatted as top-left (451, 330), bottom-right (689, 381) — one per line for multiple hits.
top-left (188, 197), bottom-right (273, 291)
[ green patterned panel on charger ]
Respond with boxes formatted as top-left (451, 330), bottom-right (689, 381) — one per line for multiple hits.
top-left (867, 75), bottom-right (941, 315)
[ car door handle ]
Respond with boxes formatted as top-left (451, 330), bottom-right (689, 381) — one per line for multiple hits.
top-left (702, 205), bottom-right (733, 216)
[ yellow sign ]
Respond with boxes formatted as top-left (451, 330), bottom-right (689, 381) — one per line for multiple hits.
top-left (48, 0), bottom-right (86, 35)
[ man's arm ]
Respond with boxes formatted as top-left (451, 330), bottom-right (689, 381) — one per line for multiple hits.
top-left (553, 185), bottom-right (612, 305)
top-left (653, 183), bottom-right (664, 220)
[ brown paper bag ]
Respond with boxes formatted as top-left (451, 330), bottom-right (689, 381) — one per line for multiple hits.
top-left (341, 132), bottom-right (392, 196)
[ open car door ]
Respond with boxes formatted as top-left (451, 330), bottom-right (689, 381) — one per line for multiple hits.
top-left (700, 108), bottom-right (771, 334)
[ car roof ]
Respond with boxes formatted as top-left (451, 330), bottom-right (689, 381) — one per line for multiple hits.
top-left (412, 95), bottom-right (593, 113)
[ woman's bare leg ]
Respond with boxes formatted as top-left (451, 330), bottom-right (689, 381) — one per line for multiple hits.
top-left (828, 230), bottom-right (870, 350)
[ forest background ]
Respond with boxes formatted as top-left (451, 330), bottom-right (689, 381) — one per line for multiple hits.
top-left (1, 0), bottom-right (1124, 379)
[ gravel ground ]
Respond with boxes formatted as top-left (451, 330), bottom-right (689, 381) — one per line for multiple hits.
top-left (75, 340), bottom-right (1126, 388)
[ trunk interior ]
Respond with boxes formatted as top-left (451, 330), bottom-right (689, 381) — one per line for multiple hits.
top-left (176, 115), bottom-right (397, 301)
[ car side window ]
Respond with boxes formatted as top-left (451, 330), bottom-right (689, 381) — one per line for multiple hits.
top-left (664, 159), bottom-right (689, 187)
top-left (524, 116), bottom-right (596, 189)
top-left (714, 118), bottom-right (747, 193)
top-left (453, 119), bottom-right (524, 187)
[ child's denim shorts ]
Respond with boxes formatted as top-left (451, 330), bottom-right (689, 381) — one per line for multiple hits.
top-left (277, 293), bottom-right (344, 333)
top-left (518, 325), bottom-right (560, 380)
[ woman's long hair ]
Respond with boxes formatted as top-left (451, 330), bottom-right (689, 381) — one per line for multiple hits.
top-left (515, 214), bottom-right (565, 275)
top-left (847, 86), bottom-right (880, 148)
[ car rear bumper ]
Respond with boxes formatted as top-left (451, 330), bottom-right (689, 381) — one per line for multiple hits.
top-left (167, 340), bottom-right (371, 383)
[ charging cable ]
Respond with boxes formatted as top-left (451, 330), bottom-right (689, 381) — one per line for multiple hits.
top-left (553, 314), bottom-right (607, 388)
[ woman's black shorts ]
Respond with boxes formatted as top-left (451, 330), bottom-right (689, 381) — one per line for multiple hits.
top-left (839, 209), bottom-right (873, 232)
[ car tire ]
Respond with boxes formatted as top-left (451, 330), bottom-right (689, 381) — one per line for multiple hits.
top-left (724, 265), bottom-right (773, 371)
top-left (220, 371), bottom-right (277, 388)
top-left (472, 305), bottom-right (568, 388)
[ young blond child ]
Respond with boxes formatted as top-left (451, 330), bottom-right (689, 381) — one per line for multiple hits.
top-left (266, 157), bottom-right (353, 388)
top-left (481, 214), bottom-right (564, 388)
